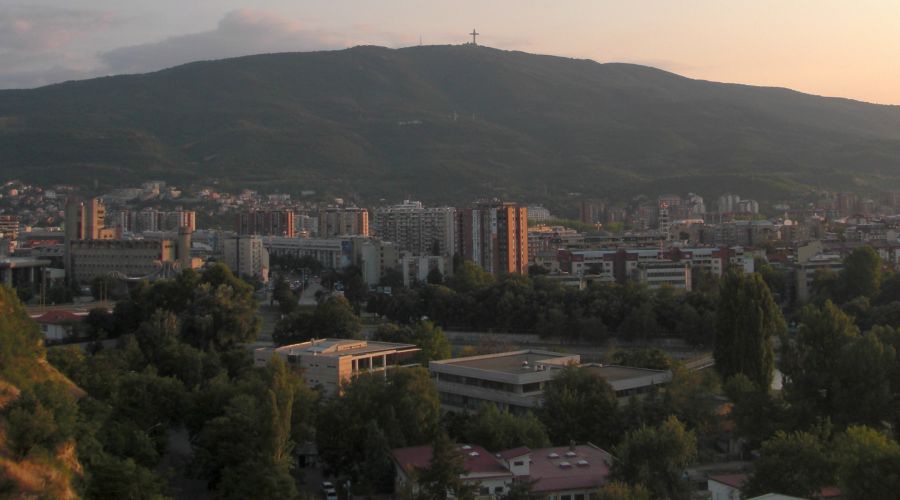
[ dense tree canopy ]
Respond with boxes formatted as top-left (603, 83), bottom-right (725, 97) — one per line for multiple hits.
top-left (539, 365), bottom-right (620, 447)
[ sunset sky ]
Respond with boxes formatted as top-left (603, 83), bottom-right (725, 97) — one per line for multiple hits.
top-left (2, 0), bottom-right (899, 104)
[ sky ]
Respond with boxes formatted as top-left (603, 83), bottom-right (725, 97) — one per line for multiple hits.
top-left (2, 0), bottom-right (899, 105)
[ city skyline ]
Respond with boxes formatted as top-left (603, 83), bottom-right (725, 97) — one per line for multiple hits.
top-left (1, 1), bottom-right (899, 104)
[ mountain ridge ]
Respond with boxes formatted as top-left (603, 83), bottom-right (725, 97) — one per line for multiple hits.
top-left (2, 44), bottom-right (900, 203)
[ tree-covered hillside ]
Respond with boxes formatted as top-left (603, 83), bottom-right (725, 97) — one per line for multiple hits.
top-left (2, 45), bottom-right (900, 202)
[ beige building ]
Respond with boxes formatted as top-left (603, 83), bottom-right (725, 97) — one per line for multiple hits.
top-left (223, 234), bottom-right (269, 282)
top-left (254, 339), bottom-right (420, 396)
top-left (69, 239), bottom-right (179, 283)
top-left (318, 207), bottom-right (369, 238)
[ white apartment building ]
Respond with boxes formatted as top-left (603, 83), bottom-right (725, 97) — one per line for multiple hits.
top-left (223, 234), bottom-right (269, 282)
top-left (372, 201), bottom-right (456, 256)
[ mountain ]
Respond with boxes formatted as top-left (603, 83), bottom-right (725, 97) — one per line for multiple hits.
top-left (1, 44), bottom-right (900, 203)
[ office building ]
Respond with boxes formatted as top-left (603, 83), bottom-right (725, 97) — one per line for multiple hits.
top-left (263, 236), bottom-right (353, 270)
top-left (223, 234), bottom-right (269, 282)
top-left (253, 339), bottom-right (420, 396)
top-left (372, 201), bottom-right (456, 256)
top-left (429, 350), bottom-right (580, 414)
top-left (68, 239), bottom-right (181, 283)
top-left (455, 202), bottom-right (528, 275)
top-left (318, 207), bottom-right (369, 238)
top-left (636, 260), bottom-right (692, 290)
top-left (236, 210), bottom-right (295, 237)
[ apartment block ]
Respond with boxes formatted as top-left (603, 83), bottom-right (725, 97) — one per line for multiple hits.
top-left (372, 200), bottom-right (456, 256)
top-left (223, 234), bottom-right (269, 282)
top-left (318, 207), bottom-right (369, 238)
top-left (236, 210), bottom-right (295, 237)
top-left (456, 202), bottom-right (528, 275)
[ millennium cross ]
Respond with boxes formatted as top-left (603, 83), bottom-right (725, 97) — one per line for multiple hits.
top-left (470, 29), bottom-right (479, 45)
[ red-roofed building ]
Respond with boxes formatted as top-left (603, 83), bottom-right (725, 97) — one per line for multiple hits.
top-left (708, 474), bottom-right (748, 500)
top-left (391, 443), bottom-right (613, 499)
top-left (31, 310), bottom-right (86, 342)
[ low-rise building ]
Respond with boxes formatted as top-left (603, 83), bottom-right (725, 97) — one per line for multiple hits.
top-left (429, 350), bottom-right (580, 414)
top-left (68, 239), bottom-right (181, 283)
top-left (580, 363), bottom-right (673, 399)
top-left (392, 443), bottom-right (613, 499)
top-left (253, 339), bottom-right (420, 396)
top-left (31, 310), bottom-right (86, 342)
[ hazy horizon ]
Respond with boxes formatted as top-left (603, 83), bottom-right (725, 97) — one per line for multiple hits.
top-left (2, 1), bottom-right (900, 105)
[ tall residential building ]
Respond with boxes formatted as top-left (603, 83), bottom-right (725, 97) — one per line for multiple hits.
top-left (114, 209), bottom-right (197, 233)
top-left (223, 234), bottom-right (270, 282)
top-left (455, 202), bottom-right (528, 275)
top-left (318, 207), bottom-right (369, 238)
top-left (236, 210), bottom-right (295, 237)
top-left (372, 201), bottom-right (456, 256)
top-left (65, 197), bottom-right (113, 241)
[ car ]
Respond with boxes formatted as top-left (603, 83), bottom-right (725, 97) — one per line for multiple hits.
top-left (320, 481), bottom-right (333, 491)
top-left (324, 488), bottom-right (338, 500)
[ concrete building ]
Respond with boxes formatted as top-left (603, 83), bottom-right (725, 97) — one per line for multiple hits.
top-left (400, 254), bottom-right (449, 287)
top-left (318, 207), bottom-right (369, 238)
top-left (0, 256), bottom-right (51, 292)
top-left (372, 201), bottom-right (456, 256)
top-left (580, 364), bottom-right (673, 399)
top-left (65, 197), bottom-right (114, 241)
top-left (263, 237), bottom-right (353, 269)
top-left (253, 339), bottom-right (420, 396)
top-left (456, 202), bottom-right (529, 276)
top-left (236, 210), bottom-right (295, 237)
top-left (429, 350), bottom-right (580, 414)
top-left (526, 205), bottom-right (552, 223)
top-left (636, 260), bottom-right (692, 290)
top-left (392, 443), bottom-right (613, 499)
top-left (358, 240), bottom-right (401, 286)
top-left (68, 239), bottom-right (182, 283)
top-left (115, 209), bottom-right (196, 233)
top-left (223, 234), bottom-right (269, 282)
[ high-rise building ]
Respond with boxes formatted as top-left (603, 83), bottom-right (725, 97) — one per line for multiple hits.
top-left (0, 215), bottom-right (20, 239)
top-left (224, 234), bottom-right (270, 282)
top-left (372, 201), bottom-right (456, 256)
top-left (65, 197), bottom-right (112, 241)
top-left (455, 202), bottom-right (528, 275)
top-left (236, 210), bottom-right (295, 237)
top-left (318, 207), bottom-right (369, 238)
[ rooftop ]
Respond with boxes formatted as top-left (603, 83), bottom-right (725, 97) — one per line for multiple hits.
top-left (275, 339), bottom-right (418, 358)
top-left (580, 364), bottom-right (670, 382)
top-left (527, 444), bottom-right (612, 493)
top-left (391, 444), bottom-right (512, 479)
top-left (708, 473), bottom-right (749, 490)
top-left (432, 350), bottom-right (578, 375)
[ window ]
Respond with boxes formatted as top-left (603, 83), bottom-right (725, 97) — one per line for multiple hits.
top-left (494, 486), bottom-right (504, 494)
top-left (514, 460), bottom-right (524, 466)
top-left (480, 487), bottom-right (489, 495)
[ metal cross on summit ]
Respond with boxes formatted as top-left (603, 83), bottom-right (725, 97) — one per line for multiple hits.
top-left (470, 29), bottom-right (479, 45)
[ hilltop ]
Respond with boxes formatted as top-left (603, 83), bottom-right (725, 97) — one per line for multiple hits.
top-left (1, 45), bottom-right (900, 202)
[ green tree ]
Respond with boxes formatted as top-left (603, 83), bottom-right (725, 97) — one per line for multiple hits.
top-left (833, 425), bottom-right (900, 500)
top-left (272, 275), bottom-right (298, 315)
top-left (611, 348), bottom-right (672, 370)
top-left (619, 302), bottom-right (658, 341)
top-left (745, 429), bottom-right (836, 498)
top-left (837, 246), bottom-right (882, 302)
top-left (415, 431), bottom-right (477, 500)
top-left (373, 321), bottom-right (451, 365)
top-left (447, 259), bottom-right (494, 293)
top-left (358, 421), bottom-right (395, 495)
top-left (539, 365), bottom-right (620, 447)
top-left (594, 482), bottom-right (652, 500)
top-left (611, 416), bottom-right (696, 500)
top-left (714, 270), bottom-right (784, 390)
top-left (275, 295), bottom-right (362, 345)
top-left (463, 404), bottom-right (550, 452)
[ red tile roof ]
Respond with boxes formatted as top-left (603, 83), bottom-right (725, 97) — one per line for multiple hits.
top-left (32, 310), bottom-right (84, 324)
top-left (527, 444), bottom-right (612, 493)
top-left (498, 447), bottom-right (530, 460)
top-left (709, 474), bottom-right (749, 489)
top-left (391, 444), bottom-right (511, 479)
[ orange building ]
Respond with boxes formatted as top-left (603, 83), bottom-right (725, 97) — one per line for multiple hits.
top-left (455, 202), bottom-right (528, 275)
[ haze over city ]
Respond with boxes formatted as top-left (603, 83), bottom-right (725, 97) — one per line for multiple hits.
top-left (3, 0), bottom-right (900, 104)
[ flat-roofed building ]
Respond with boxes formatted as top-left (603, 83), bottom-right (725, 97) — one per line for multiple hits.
top-left (428, 350), bottom-right (580, 414)
top-left (254, 339), bottom-right (420, 396)
top-left (580, 363), bottom-right (673, 399)
top-left (68, 239), bottom-right (180, 283)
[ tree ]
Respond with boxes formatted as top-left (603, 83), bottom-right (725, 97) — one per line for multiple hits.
top-left (619, 302), bottom-right (658, 341)
top-left (447, 259), bottom-right (494, 293)
top-left (714, 270), bottom-right (784, 390)
top-left (358, 421), bottom-right (395, 495)
top-left (833, 425), bottom-right (900, 500)
top-left (539, 365), bottom-right (620, 448)
top-left (180, 268), bottom-right (261, 350)
top-left (274, 295), bottom-right (362, 345)
top-left (611, 416), bottom-right (696, 500)
top-left (744, 429), bottom-right (836, 498)
top-left (463, 404), bottom-right (550, 452)
top-left (373, 321), bottom-right (451, 365)
top-left (272, 275), bottom-right (298, 315)
top-left (427, 267), bottom-right (444, 285)
top-left (612, 348), bottom-right (671, 370)
top-left (837, 246), bottom-right (882, 302)
top-left (594, 482), bottom-right (652, 500)
top-left (415, 431), bottom-right (477, 500)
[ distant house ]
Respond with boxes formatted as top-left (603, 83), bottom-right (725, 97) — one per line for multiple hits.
top-left (391, 442), bottom-right (613, 499)
top-left (708, 474), bottom-right (842, 500)
top-left (31, 310), bottom-right (86, 342)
